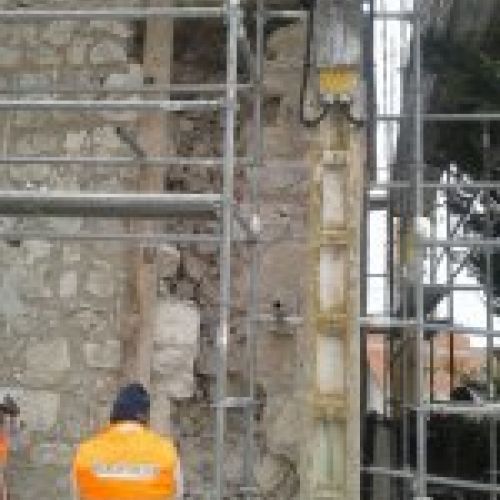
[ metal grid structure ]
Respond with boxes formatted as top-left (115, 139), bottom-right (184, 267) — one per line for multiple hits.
top-left (362, 0), bottom-right (500, 498)
top-left (0, 2), bottom-right (305, 499)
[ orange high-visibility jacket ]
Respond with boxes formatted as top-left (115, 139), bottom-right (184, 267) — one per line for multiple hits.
top-left (0, 432), bottom-right (7, 467)
top-left (73, 422), bottom-right (179, 500)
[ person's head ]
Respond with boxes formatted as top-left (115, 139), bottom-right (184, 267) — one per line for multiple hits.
top-left (110, 383), bottom-right (150, 425)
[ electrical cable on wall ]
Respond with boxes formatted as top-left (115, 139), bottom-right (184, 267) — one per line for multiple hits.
top-left (299, 0), bottom-right (331, 128)
top-left (300, 0), bottom-right (365, 129)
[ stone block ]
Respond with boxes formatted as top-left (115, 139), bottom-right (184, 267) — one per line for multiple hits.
top-left (265, 395), bottom-right (300, 460)
top-left (107, 64), bottom-right (143, 87)
top-left (176, 281), bottom-right (195, 300)
top-left (32, 133), bottom-right (59, 154)
top-left (84, 340), bottom-right (121, 369)
top-left (154, 299), bottom-right (200, 348)
top-left (92, 126), bottom-right (124, 154)
top-left (0, 47), bottom-right (21, 67)
top-left (37, 45), bottom-right (61, 66)
top-left (59, 270), bottom-right (77, 298)
top-left (0, 276), bottom-right (23, 319)
top-left (254, 455), bottom-right (288, 495)
top-left (24, 391), bottom-right (60, 432)
top-left (90, 41), bottom-right (127, 65)
top-left (152, 345), bottom-right (195, 375)
top-left (50, 217), bottom-right (82, 235)
top-left (179, 119), bottom-right (194, 133)
top-left (41, 21), bottom-right (75, 46)
top-left (31, 442), bottom-right (73, 466)
top-left (73, 307), bottom-right (110, 335)
top-left (63, 245), bottom-right (80, 264)
top-left (67, 39), bottom-right (90, 66)
top-left (150, 394), bottom-right (171, 435)
top-left (156, 245), bottom-right (180, 279)
top-left (0, 388), bottom-right (60, 432)
top-left (10, 163), bottom-right (51, 182)
top-left (106, 22), bottom-right (132, 38)
top-left (184, 254), bottom-right (206, 282)
top-left (23, 241), bottom-right (52, 263)
top-left (19, 73), bottom-right (52, 89)
top-left (26, 338), bottom-right (70, 385)
top-left (153, 369), bottom-right (194, 399)
top-left (88, 20), bottom-right (130, 36)
top-left (86, 270), bottom-right (114, 298)
top-left (65, 131), bottom-right (88, 154)
top-left (12, 26), bottom-right (37, 47)
top-left (24, 265), bottom-right (53, 299)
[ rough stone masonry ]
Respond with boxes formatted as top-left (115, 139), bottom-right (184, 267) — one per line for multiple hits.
top-left (0, 2), bottom-right (311, 499)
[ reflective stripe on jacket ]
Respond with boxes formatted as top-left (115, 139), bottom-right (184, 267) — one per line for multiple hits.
top-left (73, 422), bottom-right (179, 500)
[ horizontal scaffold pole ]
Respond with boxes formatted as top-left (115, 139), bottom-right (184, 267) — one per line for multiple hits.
top-left (0, 156), bottom-right (254, 166)
top-left (0, 232), bottom-right (221, 243)
top-left (0, 83), bottom-right (253, 95)
top-left (0, 7), bottom-right (225, 21)
top-left (0, 191), bottom-right (222, 218)
top-left (378, 113), bottom-right (500, 122)
top-left (0, 99), bottom-right (222, 111)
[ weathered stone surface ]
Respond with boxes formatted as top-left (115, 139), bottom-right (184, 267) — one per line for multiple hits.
top-left (26, 339), bottom-right (70, 385)
top-left (157, 245), bottom-right (181, 279)
top-left (0, 47), bottom-right (21, 67)
top-left (88, 20), bottom-right (131, 37)
top-left (0, 274), bottom-right (23, 319)
top-left (265, 395), bottom-right (301, 459)
top-left (31, 442), bottom-right (73, 466)
top-left (152, 345), bottom-right (195, 376)
top-left (62, 245), bottom-right (80, 264)
top-left (64, 131), bottom-right (88, 154)
top-left (183, 254), bottom-right (205, 282)
top-left (254, 455), bottom-right (289, 494)
top-left (0, 11), bottom-right (314, 500)
top-left (37, 45), bottom-right (60, 66)
top-left (86, 270), bottom-right (114, 298)
top-left (41, 21), bottom-right (75, 46)
top-left (67, 39), bottom-right (90, 66)
top-left (0, 388), bottom-right (60, 432)
top-left (92, 126), bottom-right (124, 154)
top-left (150, 394), bottom-right (171, 435)
top-left (153, 368), bottom-right (195, 399)
top-left (90, 41), bottom-right (127, 64)
top-left (59, 270), bottom-right (78, 298)
top-left (84, 340), bottom-right (121, 369)
top-left (154, 299), bottom-right (200, 348)
top-left (25, 241), bottom-right (52, 262)
top-left (16, 133), bottom-right (59, 156)
top-left (153, 300), bottom-right (199, 399)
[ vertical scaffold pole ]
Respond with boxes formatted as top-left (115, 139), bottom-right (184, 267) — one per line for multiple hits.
top-left (243, 0), bottom-right (263, 496)
top-left (215, 1), bottom-right (238, 499)
top-left (414, 0), bottom-right (427, 497)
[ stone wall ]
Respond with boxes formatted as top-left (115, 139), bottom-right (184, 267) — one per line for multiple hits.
top-left (0, 10), bottom-right (132, 500)
top-left (0, 4), bottom-right (311, 500)
top-left (0, 3), bottom-right (199, 499)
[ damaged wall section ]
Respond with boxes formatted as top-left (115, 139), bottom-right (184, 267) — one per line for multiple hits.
top-left (0, 4), bottom-right (311, 499)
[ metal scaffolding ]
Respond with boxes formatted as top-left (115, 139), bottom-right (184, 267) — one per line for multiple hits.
top-left (363, 0), bottom-right (500, 498)
top-left (0, 1), bottom-right (307, 498)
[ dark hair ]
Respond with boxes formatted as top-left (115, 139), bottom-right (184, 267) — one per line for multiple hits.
top-left (110, 383), bottom-right (150, 424)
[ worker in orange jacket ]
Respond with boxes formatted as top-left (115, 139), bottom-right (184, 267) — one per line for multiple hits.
top-left (73, 383), bottom-right (183, 500)
top-left (0, 396), bottom-right (20, 500)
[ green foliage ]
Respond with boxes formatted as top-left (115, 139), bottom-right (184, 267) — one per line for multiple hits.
top-left (423, 29), bottom-right (500, 178)
top-left (422, 25), bottom-right (500, 309)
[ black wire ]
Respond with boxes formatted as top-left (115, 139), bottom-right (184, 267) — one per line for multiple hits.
top-left (299, 0), bottom-right (331, 128)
